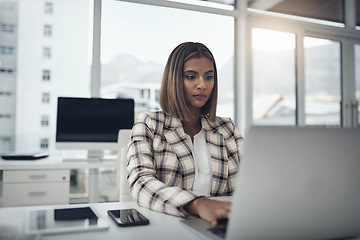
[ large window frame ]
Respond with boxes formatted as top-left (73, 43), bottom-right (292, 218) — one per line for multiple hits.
top-left (90, 0), bottom-right (360, 133)
top-left (247, 1), bottom-right (359, 128)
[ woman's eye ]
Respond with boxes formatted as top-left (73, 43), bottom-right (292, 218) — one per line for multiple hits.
top-left (205, 75), bottom-right (214, 80)
top-left (186, 75), bottom-right (196, 80)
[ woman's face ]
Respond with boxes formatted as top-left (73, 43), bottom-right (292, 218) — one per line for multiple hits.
top-left (183, 56), bottom-right (215, 114)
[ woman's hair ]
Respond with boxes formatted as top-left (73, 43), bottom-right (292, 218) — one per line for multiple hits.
top-left (159, 42), bottom-right (218, 122)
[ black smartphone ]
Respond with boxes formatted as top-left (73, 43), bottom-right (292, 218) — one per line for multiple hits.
top-left (107, 208), bottom-right (149, 227)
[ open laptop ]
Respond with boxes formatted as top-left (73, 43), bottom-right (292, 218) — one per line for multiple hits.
top-left (181, 126), bottom-right (360, 240)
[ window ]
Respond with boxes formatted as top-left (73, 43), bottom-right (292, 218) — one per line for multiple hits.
top-left (1, 23), bottom-right (15, 33)
top-left (43, 47), bottom-right (51, 58)
top-left (304, 37), bottom-right (341, 126)
top-left (100, 1), bottom-right (234, 118)
top-left (43, 69), bottom-right (50, 81)
top-left (42, 92), bottom-right (50, 103)
top-left (0, 46), bottom-right (14, 55)
top-left (41, 115), bottom-right (49, 127)
top-left (44, 25), bottom-right (52, 37)
top-left (40, 138), bottom-right (49, 149)
top-left (44, 2), bottom-right (53, 14)
top-left (252, 28), bottom-right (296, 125)
top-left (0, 2), bottom-right (16, 11)
top-left (0, 91), bottom-right (12, 96)
top-left (0, 68), bottom-right (14, 73)
top-left (0, 114), bottom-right (11, 118)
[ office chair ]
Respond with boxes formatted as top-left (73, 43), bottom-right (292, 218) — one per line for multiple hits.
top-left (117, 129), bottom-right (132, 202)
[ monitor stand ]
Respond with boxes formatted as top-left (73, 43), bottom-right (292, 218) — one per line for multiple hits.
top-left (87, 150), bottom-right (104, 161)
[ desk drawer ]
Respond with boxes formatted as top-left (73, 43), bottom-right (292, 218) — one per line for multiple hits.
top-left (3, 170), bottom-right (69, 183)
top-left (3, 182), bottom-right (69, 206)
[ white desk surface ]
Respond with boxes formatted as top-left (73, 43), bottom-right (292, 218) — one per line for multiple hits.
top-left (0, 158), bottom-right (117, 170)
top-left (0, 201), bottom-right (206, 240)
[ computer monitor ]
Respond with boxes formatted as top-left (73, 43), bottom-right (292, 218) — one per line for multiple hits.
top-left (56, 97), bottom-right (134, 159)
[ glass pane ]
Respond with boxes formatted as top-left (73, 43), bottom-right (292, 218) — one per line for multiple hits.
top-left (0, 0), bottom-right (92, 154)
top-left (249, 0), bottom-right (344, 24)
top-left (356, 44), bottom-right (360, 126)
top-left (101, 0), bottom-right (234, 119)
top-left (252, 28), bottom-right (296, 125)
top-left (304, 37), bottom-right (341, 126)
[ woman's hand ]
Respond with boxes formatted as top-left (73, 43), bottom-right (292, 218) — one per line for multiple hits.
top-left (184, 197), bottom-right (231, 227)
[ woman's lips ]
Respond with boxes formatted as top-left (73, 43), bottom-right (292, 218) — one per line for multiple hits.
top-left (193, 94), bottom-right (206, 99)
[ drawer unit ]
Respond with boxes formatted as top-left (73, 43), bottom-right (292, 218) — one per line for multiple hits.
top-left (3, 170), bottom-right (68, 183)
top-left (2, 169), bottom-right (70, 207)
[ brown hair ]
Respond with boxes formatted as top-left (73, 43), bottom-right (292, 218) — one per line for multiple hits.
top-left (159, 42), bottom-right (218, 121)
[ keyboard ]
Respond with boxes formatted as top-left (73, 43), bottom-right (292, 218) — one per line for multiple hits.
top-left (207, 218), bottom-right (228, 239)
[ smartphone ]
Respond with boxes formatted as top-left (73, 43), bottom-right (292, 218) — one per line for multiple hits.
top-left (107, 208), bottom-right (149, 227)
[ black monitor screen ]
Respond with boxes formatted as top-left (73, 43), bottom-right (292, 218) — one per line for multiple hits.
top-left (56, 97), bottom-right (134, 142)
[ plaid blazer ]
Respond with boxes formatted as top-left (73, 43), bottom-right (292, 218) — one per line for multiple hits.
top-left (127, 111), bottom-right (244, 217)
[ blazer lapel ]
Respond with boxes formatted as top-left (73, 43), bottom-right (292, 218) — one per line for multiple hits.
top-left (164, 115), bottom-right (195, 190)
top-left (202, 116), bottom-right (229, 195)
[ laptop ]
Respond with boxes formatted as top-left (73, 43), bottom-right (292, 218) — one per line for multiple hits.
top-left (181, 126), bottom-right (360, 240)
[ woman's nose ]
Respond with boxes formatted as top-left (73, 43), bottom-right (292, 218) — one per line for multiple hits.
top-left (196, 77), bottom-right (206, 89)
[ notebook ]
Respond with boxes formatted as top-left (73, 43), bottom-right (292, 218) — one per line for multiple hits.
top-left (181, 126), bottom-right (360, 240)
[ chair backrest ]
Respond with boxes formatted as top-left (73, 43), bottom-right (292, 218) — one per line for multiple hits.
top-left (117, 129), bottom-right (132, 202)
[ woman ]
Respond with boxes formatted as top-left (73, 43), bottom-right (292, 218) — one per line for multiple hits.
top-left (127, 42), bottom-right (244, 227)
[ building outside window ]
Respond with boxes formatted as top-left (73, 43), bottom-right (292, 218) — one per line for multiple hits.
top-left (43, 69), bottom-right (51, 81)
top-left (44, 2), bottom-right (53, 14)
top-left (44, 24), bottom-right (52, 36)
top-left (43, 47), bottom-right (51, 58)
top-left (42, 92), bottom-right (50, 104)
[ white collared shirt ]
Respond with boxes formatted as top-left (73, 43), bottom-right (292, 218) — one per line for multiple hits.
top-left (185, 129), bottom-right (212, 196)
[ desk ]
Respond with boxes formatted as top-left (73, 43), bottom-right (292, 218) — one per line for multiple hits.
top-left (0, 201), bottom-right (203, 240)
top-left (0, 158), bottom-right (118, 206)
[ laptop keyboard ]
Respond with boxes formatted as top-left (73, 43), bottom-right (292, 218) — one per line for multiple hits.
top-left (207, 218), bottom-right (228, 239)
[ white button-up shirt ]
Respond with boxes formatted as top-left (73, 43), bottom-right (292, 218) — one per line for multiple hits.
top-left (185, 129), bottom-right (212, 196)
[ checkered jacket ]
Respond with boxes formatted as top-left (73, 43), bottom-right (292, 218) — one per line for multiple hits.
top-left (127, 111), bottom-right (244, 217)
